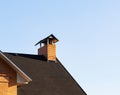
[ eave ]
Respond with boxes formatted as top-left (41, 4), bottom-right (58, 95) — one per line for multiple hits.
top-left (0, 51), bottom-right (32, 84)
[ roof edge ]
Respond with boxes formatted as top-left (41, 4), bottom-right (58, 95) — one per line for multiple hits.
top-left (56, 58), bottom-right (87, 95)
top-left (0, 51), bottom-right (32, 83)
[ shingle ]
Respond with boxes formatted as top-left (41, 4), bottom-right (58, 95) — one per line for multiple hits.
top-left (4, 52), bottom-right (87, 95)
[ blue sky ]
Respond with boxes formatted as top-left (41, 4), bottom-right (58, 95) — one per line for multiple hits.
top-left (0, 0), bottom-right (120, 95)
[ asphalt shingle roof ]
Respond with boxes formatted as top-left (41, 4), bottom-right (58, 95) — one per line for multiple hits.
top-left (4, 52), bottom-right (86, 95)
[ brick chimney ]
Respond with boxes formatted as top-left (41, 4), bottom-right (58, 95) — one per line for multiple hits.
top-left (35, 34), bottom-right (59, 61)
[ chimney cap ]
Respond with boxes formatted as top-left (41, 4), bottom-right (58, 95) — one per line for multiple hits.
top-left (35, 34), bottom-right (59, 46)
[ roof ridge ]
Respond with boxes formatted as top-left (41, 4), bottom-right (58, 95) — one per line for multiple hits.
top-left (3, 52), bottom-right (37, 56)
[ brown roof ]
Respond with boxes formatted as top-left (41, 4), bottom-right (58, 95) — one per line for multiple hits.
top-left (4, 52), bottom-right (87, 95)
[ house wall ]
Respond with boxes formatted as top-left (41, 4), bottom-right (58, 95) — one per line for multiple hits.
top-left (0, 58), bottom-right (17, 95)
top-left (0, 76), bottom-right (9, 95)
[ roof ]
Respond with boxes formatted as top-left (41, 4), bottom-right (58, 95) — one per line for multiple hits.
top-left (3, 52), bottom-right (87, 95)
top-left (0, 51), bottom-right (32, 84)
top-left (35, 34), bottom-right (59, 46)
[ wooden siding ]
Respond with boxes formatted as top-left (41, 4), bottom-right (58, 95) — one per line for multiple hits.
top-left (0, 58), bottom-right (17, 95)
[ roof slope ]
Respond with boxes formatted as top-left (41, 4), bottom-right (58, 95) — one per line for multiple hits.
top-left (4, 52), bottom-right (87, 95)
